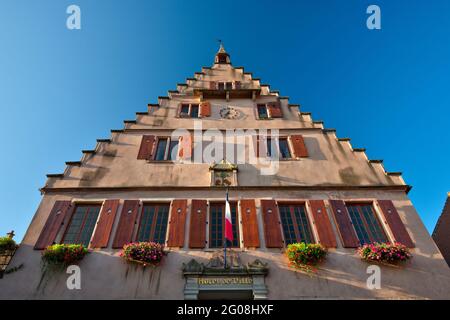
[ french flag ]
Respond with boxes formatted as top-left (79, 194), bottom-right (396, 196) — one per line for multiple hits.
top-left (225, 192), bottom-right (233, 243)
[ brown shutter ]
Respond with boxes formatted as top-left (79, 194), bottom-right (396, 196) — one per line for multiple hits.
top-left (252, 135), bottom-right (267, 158)
top-left (377, 200), bottom-right (414, 248)
top-left (234, 81), bottom-right (241, 89)
top-left (240, 199), bottom-right (260, 248)
top-left (329, 200), bottom-right (360, 248)
top-left (209, 81), bottom-right (217, 90)
top-left (291, 135), bottom-right (308, 158)
top-left (268, 102), bottom-right (283, 118)
top-left (34, 201), bottom-right (74, 250)
top-left (91, 199), bottom-right (120, 248)
top-left (189, 200), bottom-right (207, 248)
top-left (167, 199), bottom-right (188, 247)
top-left (261, 200), bottom-right (283, 248)
top-left (308, 200), bottom-right (337, 248)
top-left (200, 102), bottom-right (211, 117)
top-left (178, 133), bottom-right (192, 160)
top-left (112, 200), bottom-right (140, 249)
top-left (137, 135), bottom-right (155, 160)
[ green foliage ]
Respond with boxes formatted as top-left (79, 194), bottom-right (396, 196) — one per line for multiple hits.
top-left (41, 244), bottom-right (88, 267)
top-left (0, 236), bottom-right (17, 252)
top-left (286, 242), bottom-right (327, 272)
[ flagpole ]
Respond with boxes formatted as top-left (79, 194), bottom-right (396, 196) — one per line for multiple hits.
top-left (224, 187), bottom-right (228, 270)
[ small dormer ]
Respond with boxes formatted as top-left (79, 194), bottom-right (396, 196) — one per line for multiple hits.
top-left (215, 43), bottom-right (231, 64)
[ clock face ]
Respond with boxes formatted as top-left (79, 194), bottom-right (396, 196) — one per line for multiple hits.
top-left (219, 106), bottom-right (240, 119)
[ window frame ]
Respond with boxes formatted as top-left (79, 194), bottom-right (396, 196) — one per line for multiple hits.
top-left (345, 202), bottom-right (388, 245)
top-left (136, 203), bottom-right (171, 244)
top-left (278, 202), bottom-right (315, 245)
top-left (208, 201), bottom-right (240, 248)
top-left (151, 136), bottom-right (180, 162)
top-left (61, 204), bottom-right (102, 247)
top-left (266, 136), bottom-right (294, 160)
top-left (178, 103), bottom-right (200, 118)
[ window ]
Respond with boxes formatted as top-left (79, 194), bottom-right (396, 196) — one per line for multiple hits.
top-left (179, 103), bottom-right (200, 118)
top-left (167, 140), bottom-right (179, 161)
top-left (279, 138), bottom-right (291, 159)
top-left (152, 137), bottom-right (179, 161)
top-left (137, 203), bottom-right (170, 244)
top-left (209, 202), bottom-right (239, 248)
top-left (218, 82), bottom-right (225, 91)
top-left (225, 82), bottom-right (233, 90)
top-left (279, 204), bottom-right (313, 245)
top-left (62, 205), bottom-right (101, 247)
top-left (154, 138), bottom-right (168, 161)
top-left (346, 204), bottom-right (388, 245)
top-left (266, 137), bottom-right (292, 159)
top-left (257, 104), bottom-right (268, 119)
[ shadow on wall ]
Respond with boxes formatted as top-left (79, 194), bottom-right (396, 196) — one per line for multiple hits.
top-left (2, 244), bottom-right (450, 299)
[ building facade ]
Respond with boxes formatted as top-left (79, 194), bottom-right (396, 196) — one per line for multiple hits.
top-left (433, 193), bottom-right (450, 267)
top-left (1, 46), bottom-right (450, 299)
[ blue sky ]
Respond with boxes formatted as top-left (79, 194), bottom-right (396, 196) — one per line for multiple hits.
top-left (0, 1), bottom-right (449, 240)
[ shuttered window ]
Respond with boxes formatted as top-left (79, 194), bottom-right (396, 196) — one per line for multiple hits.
top-left (279, 204), bottom-right (313, 244)
top-left (178, 103), bottom-right (200, 118)
top-left (346, 204), bottom-right (387, 245)
top-left (137, 204), bottom-right (170, 244)
top-left (209, 202), bottom-right (239, 248)
top-left (62, 205), bottom-right (101, 247)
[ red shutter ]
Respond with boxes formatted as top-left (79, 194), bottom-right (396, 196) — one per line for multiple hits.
top-left (268, 102), bottom-right (283, 118)
top-left (252, 135), bottom-right (267, 158)
top-left (291, 135), bottom-right (308, 158)
top-left (178, 133), bottom-right (192, 160)
top-left (34, 201), bottom-right (74, 250)
top-left (189, 200), bottom-right (207, 248)
top-left (261, 200), bottom-right (283, 248)
top-left (329, 200), bottom-right (360, 248)
top-left (200, 102), bottom-right (211, 117)
top-left (308, 200), bottom-right (337, 248)
top-left (137, 135), bottom-right (155, 160)
top-left (240, 199), bottom-right (260, 248)
top-left (167, 199), bottom-right (188, 247)
top-left (377, 200), bottom-right (414, 248)
top-left (112, 200), bottom-right (140, 249)
top-left (209, 81), bottom-right (217, 90)
top-left (91, 199), bottom-right (120, 248)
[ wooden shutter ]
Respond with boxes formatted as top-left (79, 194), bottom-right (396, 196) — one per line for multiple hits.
top-left (112, 200), bottom-right (140, 249)
top-left (308, 200), bottom-right (337, 248)
top-left (329, 200), bottom-right (360, 248)
top-left (200, 102), bottom-right (211, 117)
top-left (291, 135), bottom-right (308, 158)
top-left (377, 200), bottom-right (414, 248)
top-left (268, 102), bottom-right (283, 118)
top-left (252, 135), bottom-right (267, 158)
top-left (34, 201), bottom-right (74, 250)
top-left (137, 135), bottom-right (155, 160)
top-left (91, 199), bottom-right (120, 248)
top-left (240, 199), bottom-right (260, 248)
top-left (189, 200), bottom-right (207, 248)
top-left (261, 200), bottom-right (283, 248)
top-left (209, 81), bottom-right (217, 90)
top-left (178, 133), bottom-right (192, 160)
top-left (167, 199), bottom-right (188, 247)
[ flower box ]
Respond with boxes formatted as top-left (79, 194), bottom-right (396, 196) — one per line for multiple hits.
top-left (286, 242), bottom-right (327, 272)
top-left (120, 242), bottom-right (165, 267)
top-left (41, 244), bottom-right (88, 267)
top-left (358, 242), bottom-right (412, 265)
